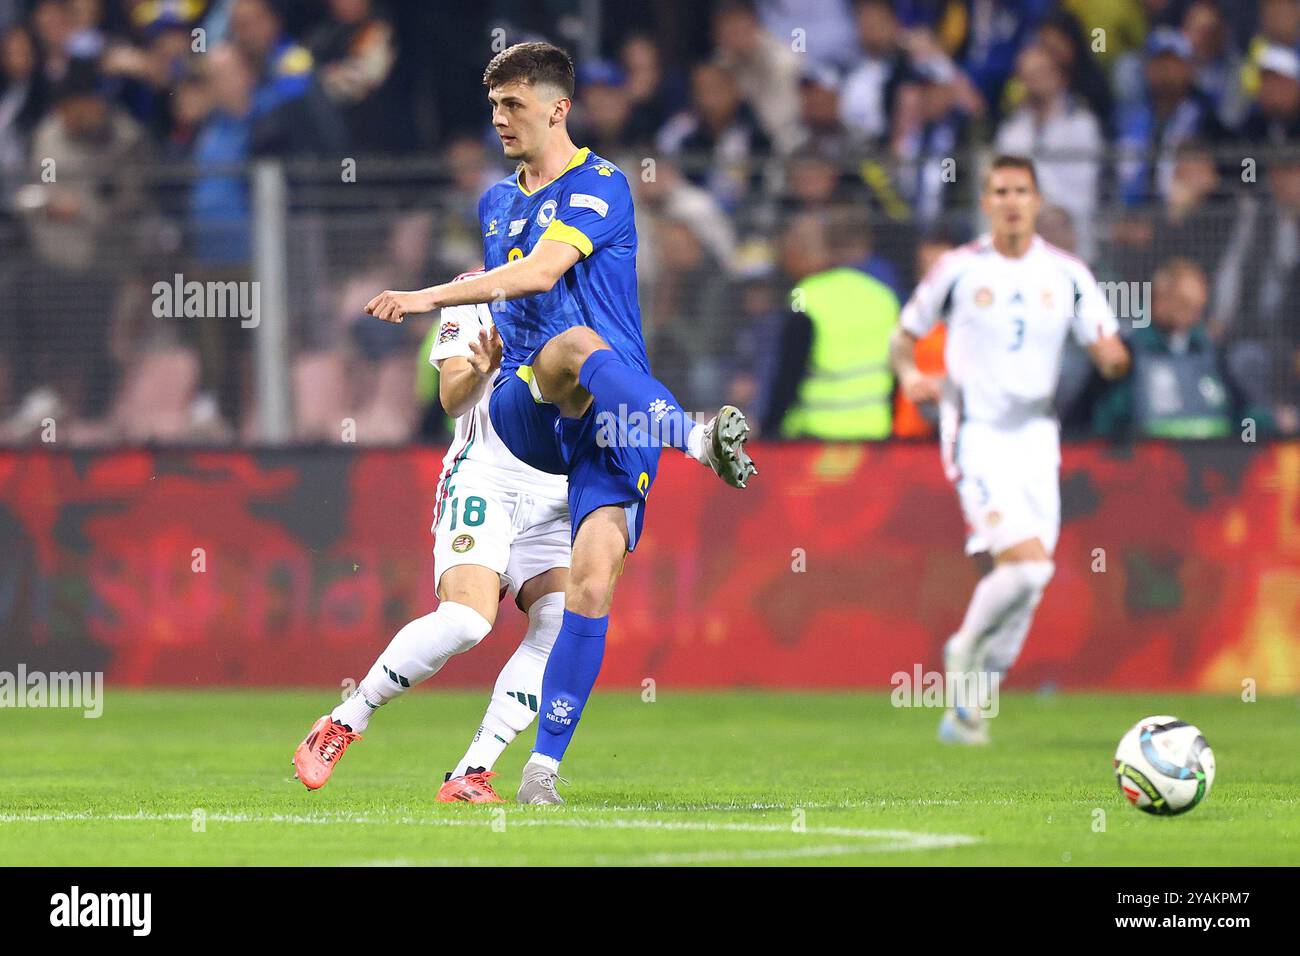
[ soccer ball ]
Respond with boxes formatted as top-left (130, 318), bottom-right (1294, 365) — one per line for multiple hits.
top-left (1113, 715), bottom-right (1215, 815)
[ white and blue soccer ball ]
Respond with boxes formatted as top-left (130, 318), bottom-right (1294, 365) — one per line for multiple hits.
top-left (1113, 715), bottom-right (1215, 815)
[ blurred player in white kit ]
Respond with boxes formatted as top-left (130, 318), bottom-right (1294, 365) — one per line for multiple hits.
top-left (292, 272), bottom-right (571, 800)
top-left (891, 155), bottom-right (1131, 744)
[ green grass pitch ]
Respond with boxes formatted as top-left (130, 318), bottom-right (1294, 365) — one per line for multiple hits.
top-left (1, 689), bottom-right (1297, 866)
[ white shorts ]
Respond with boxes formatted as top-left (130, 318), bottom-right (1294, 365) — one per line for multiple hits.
top-left (432, 484), bottom-right (571, 596)
top-left (952, 422), bottom-right (1061, 557)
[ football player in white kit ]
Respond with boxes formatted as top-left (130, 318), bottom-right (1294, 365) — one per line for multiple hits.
top-left (292, 272), bottom-right (571, 801)
top-left (891, 156), bottom-right (1130, 744)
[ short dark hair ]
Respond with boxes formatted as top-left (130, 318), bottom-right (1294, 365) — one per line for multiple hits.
top-left (983, 154), bottom-right (1039, 191)
top-left (483, 41), bottom-right (575, 97)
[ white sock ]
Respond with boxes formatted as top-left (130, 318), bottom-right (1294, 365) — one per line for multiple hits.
top-left (946, 560), bottom-right (1054, 710)
top-left (685, 421), bottom-right (706, 462)
top-left (331, 601), bottom-right (492, 732)
top-left (453, 592), bottom-right (563, 776)
top-left (981, 569), bottom-right (1051, 672)
top-left (527, 753), bottom-right (561, 773)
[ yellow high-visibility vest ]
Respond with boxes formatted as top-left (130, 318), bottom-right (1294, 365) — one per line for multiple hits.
top-left (781, 268), bottom-right (898, 440)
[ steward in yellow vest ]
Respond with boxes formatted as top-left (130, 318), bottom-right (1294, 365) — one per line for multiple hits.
top-left (781, 267), bottom-right (899, 439)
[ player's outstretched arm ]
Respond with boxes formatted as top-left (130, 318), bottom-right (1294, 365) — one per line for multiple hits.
top-left (889, 326), bottom-right (945, 403)
top-left (366, 241), bottom-right (582, 324)
top-left (439, 327), bottom-right (502, 418)
top-left (1087, 334), bottom-right (1131, 381)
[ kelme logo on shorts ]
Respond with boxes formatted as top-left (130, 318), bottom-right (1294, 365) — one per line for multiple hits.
top-left (451, 534), bottom-right (475, 553)
top-left (637, 472), bottom-right (649, 496)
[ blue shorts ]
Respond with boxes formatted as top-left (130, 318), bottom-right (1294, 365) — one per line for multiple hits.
top-left (488, 360), bottom-right (660, 551)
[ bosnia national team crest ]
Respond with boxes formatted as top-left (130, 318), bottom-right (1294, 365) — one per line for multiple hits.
top-left (1041, 288), bottom-right (1054, 309)
top-left (975, 287), bottom-right (993, 308)
top-left (451, 534), bottom-right (475, 553)
top-left (437, 320), bottom-right (459, 344)
top-left (535, 199), bottom-right (558, 227)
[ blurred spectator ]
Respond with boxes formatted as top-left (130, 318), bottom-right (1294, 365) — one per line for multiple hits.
top-left (23, 57), bottom-right (149, 270)
top-left (436, 133), bottom-right (505, 275)
top-left (1240, 0), bottom-right (1300, 103)
top-left (568, 60), bottom-right (636, 163)
top-left (11, 58), bottom-right (150, 423)
top-left (828, 203), bottom-right (904, 299)
top-left (893, 33), bottom-right (982, 227)
top-left (619, 34), bottom-right (683, 148)
top-left (1213, 152), bottom-right (1300, 425)
top-left (1115, 27), bottom-right (1226, 206)
top-left (756, 0), bottom-right (860, 70)
top-left (839, 0), bottom-right (913, 149)
top-left (1031, 10), bottom-right (1115, 137)
top-left (946, 0), bottom-right (1050, 119)
top-left (996, 42), bottom-right (1103, 257)
top-left (101, 18), bottom-right (196, 142)
top-left (1093, 258), bottom-right (1262, 438)
top-left (1108, 142), bottom-right (1236, 298)
top-left (31, 0), bottom-right (72, 84)
top-left (656, 60), bottom-right (771, 211)
top-left (781, 147), bottom-right (865, 217)
top-left (727, 273), bottom-right (785, 424)
top-left (762, 212), bottom-right (898, 439)
top-left (65, 0), bottom-right (106, 58)
top-left (892, 228), bottom-right (951, 437)
top-left (228, 0), bottom-right (346, 157)
top-left (643, 208), bottom-right (735, 410)
top-left (1061, 0), bottom-right (1148, 71)
top-left (1184, 0), bottom-right (1247, 129)
top-left (1240, 43), bottom-right (1300, 144)
top-left (295, 210), bottom-right (434, 444)
top-left (793, 65), bottom-right (851, 154)
top-left (185, 43), bottom-right (254, 428)
top-left (635, 156), bottom-right (736, 287)
top-left (0, 24), bottom-right (47, 204)
top-left (712, 0), bottom-right (801, 155)
top-left (305, 0), bottom-right (399, 152)
top-left (189, 43), bottom-right (251, 267)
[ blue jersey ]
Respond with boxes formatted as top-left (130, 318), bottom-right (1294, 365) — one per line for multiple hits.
top-left (478, 147), bottom-right (649, 376)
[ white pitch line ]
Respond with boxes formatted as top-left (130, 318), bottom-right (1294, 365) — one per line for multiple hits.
top-left (0, 810), bottom-right (979, 856)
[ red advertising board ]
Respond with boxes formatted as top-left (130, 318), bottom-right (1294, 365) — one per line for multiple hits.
top-left (2, 442), bottom-right (1297, 691)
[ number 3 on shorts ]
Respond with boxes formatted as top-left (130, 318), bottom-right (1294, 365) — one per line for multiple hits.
top-left (448, 495), bottom-right (487, 530)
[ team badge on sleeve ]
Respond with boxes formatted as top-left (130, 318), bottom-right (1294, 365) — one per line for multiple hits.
top-left (437, 320), bottom-right (460, 345)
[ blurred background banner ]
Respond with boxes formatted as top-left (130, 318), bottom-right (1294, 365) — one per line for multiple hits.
top-left (3, 441), bottom-right (1298, 691)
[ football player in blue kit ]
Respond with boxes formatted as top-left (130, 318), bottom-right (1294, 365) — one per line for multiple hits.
top-left (366, 41), bottom-right (755, 804)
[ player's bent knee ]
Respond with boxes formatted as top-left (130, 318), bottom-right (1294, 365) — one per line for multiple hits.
top-left (434, 601), bottom-right (493, 656)
top-left (1008, 559), bottom-right (1055, 595)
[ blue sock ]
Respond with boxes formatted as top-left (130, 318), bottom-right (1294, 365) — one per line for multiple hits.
top-left (579, 349), bottom-right (697, 450)
top-left (534, 610), bottom-right (608, 762)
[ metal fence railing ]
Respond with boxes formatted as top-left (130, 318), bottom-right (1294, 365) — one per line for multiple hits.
top-left (1, 146), bottom-right (1297, 446)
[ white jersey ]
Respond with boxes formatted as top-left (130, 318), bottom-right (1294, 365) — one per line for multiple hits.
top-left (901, 234), bottom-right (1118, 434)
top-left (428, 298), bottom-right (569, 503)
top-left (901, 234), bottom-right (1117, 555)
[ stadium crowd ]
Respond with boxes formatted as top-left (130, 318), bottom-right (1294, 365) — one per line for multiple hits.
top-left (0, 0), bottom-right (1298, 444)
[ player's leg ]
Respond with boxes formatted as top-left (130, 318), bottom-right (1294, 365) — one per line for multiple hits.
top-left (439, 567), bottom-right (567, 802)
top-left (292, 564), bottom-right (498, 789)
top-left (530, 326), bottom-right (756, 487)
top-left (518, 505), bottom-right (627, 804)
top-left (941, 537), bottom-right (1054, 744)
